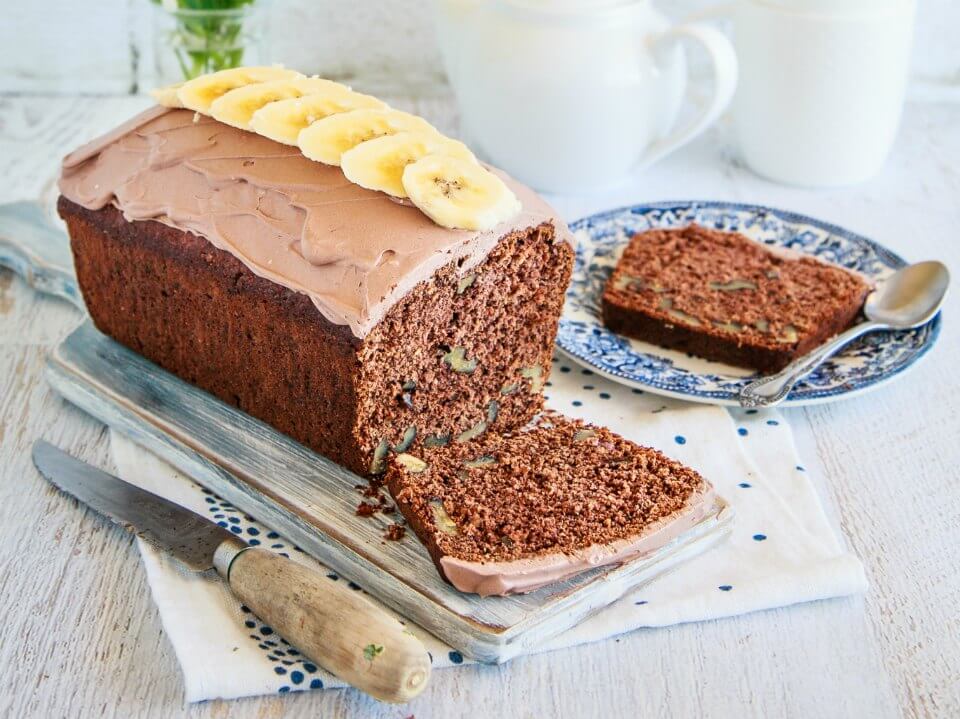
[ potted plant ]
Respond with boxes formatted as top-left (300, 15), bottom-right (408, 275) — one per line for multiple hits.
top-left (151, 0), bottom-right (271, 83)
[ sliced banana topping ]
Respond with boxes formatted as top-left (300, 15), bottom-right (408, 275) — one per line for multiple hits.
top-left (151, 82), bottom-right (185, 108)
top-left (402, 155), bottom-right (521, 231)
top-left (341, 131), bottom-right (476, 198)
top-left (151, 67), bottom-right (523, 229)
top-left (176, 66), bottom-right (301, 112)
top-left (298, 108), bottom-right (437, 166)
top-left (210, 76), bottom-right (354, 130)
top-left (250, 92), bottom-right (387, 145)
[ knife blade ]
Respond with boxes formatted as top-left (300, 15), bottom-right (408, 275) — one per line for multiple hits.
top-left (33, 440), bottom-right (232, 570)
top-left (32, 440), bottom-right (431, 703)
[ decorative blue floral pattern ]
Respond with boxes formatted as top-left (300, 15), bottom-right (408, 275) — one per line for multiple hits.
top-left (558, 201), bottom-right (942, 406)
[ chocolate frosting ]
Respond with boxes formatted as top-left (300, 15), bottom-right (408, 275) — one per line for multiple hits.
top-left (59, 107), bottom-right (571, 338)
top-left (439, 484), bottom-right (717, 597)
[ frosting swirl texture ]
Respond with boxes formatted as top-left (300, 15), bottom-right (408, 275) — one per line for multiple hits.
top-left (59, 107), bottom-right (570, 337)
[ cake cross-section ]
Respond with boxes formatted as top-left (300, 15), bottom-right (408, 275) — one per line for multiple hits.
top-left (58, 101), bottom-right (573, 477)
top-left (602, 224), bottom-right (871, 372)
top-left (386, 416), bottom-right (716, 596)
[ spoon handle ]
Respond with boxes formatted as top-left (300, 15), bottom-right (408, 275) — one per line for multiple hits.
top-left (739, 321), bottom-right (884, 407)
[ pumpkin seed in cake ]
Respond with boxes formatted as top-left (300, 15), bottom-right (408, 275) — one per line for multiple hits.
top-left (442, 346), bottom-right (478, 373)
top-left (713, 320), bottom-right (745, 333)
top-left (709, 279), bottom-right (758, 291)
top-left (778, 325), bottom-right (799, 343)
top-left (429, 500), bottom-right (459, 535)
top-left (455, 421), bottom-right (487, 443)
top-left (613, 274), bottom-right (644, 292)
top-left (394, 425), bottom-right (417, 452)
top-left (456, 272), bottom-right (476, 294)
top-left (396, 453), bottom-right (427, 473)
top-left (520, 365), bottom-right (544, 392)
top-left (369, 438), bottom-right (390, 475)
top-left (463, 455), bottom-right (497, 468)
top-left (660, 297), bottom-right (701, 326)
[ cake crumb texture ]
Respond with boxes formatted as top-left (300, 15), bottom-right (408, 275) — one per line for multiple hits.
top-left (386, 414), bottom-right (708, 566)
top-left (59, 197), bottom-right (572, 476)
top-left (601, 224), bottom-right (870, 371)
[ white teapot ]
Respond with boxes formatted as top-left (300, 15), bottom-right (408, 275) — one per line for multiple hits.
top-left (435, 0), bottom-right (738, 193)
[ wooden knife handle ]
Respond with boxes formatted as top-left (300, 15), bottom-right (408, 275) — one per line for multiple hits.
top-left (213, 538), bottom-right (431, 703)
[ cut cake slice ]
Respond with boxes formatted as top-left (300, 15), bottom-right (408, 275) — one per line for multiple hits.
top-left (601, 224), bottom-right (871, 372)
top-left (385, 415), bottom-right (715, 596)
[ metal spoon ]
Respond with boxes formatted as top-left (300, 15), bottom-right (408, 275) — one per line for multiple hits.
top-left (739, 261), bottom-right (950, 407)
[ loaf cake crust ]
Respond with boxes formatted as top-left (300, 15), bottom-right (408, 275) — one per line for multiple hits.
top-left (386, 415), bottom-right (714, 596)
top-left (60, 197), bottom-right (572, 476)
top-left (601, 225), bottom-right (871, 372)
top-left (57, 104), bottom-right (575, 478)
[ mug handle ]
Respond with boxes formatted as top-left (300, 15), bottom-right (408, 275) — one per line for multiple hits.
top-left (635, 22), bottom-right (738, 170)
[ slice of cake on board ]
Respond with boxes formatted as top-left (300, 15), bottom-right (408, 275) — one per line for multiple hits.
top-left (386, 415), bottom-right (716, 596)
top-left (601, 224), bottom-right (871, 372)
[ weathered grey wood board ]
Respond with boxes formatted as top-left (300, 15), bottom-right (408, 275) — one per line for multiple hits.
top-left (0, 198), bottom-right (734, 662)
top-left (46, 320), bottom-right (733, 663)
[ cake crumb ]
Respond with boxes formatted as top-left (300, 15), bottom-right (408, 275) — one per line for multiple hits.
top-left (355, 501), bottom-right (378, 517)
top-left (384, 524), bottom-right (406, 541)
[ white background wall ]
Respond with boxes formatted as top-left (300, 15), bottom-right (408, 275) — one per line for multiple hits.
top-left (1, 0), bottom-right (958, 97)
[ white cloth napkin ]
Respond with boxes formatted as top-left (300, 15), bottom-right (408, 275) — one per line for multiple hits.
top-left (109, 354), bottom-right (867, 702)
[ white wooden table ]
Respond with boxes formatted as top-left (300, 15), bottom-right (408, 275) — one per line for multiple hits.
top-left (0, 95), bottom-right (957, 719)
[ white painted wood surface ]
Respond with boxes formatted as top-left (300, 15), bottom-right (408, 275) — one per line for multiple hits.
top-left (0, 94), bottom-right (957, 718)
top-left (1, 0), bottom-right (959, 97)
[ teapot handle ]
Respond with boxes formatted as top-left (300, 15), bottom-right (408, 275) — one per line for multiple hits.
top-left (635, 22), bottom-right (738, 170)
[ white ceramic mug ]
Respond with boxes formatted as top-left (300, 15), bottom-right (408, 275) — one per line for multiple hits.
top-left (435, 0), bottom-right (738, 194)
top-left (727, 0), bottom-right (916, 186)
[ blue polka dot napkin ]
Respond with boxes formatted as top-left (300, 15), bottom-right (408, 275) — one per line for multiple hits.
top-left (110, 354), bottom-right (867, 702)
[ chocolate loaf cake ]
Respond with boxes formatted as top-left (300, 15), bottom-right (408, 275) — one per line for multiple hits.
top-left (386, 415), bottom-right (715, 596)
top-left (601, 224), bottom-right (871, 372)
top-left (58, 106), bottom-right (573, 477)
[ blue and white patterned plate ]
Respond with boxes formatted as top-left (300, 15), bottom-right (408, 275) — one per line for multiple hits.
top-left (557, 201), bottom-right (941, 407)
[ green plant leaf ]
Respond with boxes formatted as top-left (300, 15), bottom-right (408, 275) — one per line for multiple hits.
top-left (363, 643), bottom-right (384, 661)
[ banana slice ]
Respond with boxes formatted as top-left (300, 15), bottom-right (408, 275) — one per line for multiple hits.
top-left (341, 132), bottom-right (476, 198)
top-left (151, 82), bottom-right (184, 108)
top-left (250, 92), bottom-right (387, 145)
top-left (177, 66), bottom-right (301, 113)
top-left (209, 76), bottom-right (354, 130)
top-left (298, 109), bottom-right (437, 166)
top-left (402, 155), bottom-right (521, 231)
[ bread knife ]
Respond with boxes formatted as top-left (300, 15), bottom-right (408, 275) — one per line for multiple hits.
top-left (31, 440), bottom-right (431, 703)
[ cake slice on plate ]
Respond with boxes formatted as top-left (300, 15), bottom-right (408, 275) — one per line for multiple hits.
top-left (602, 224), bottom-right (871, 372)
top-left (386, 415), bottom-right (716, 596)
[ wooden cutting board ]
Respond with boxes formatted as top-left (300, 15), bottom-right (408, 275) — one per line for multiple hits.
top-left (2, 201), bottom-right (733, 662)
